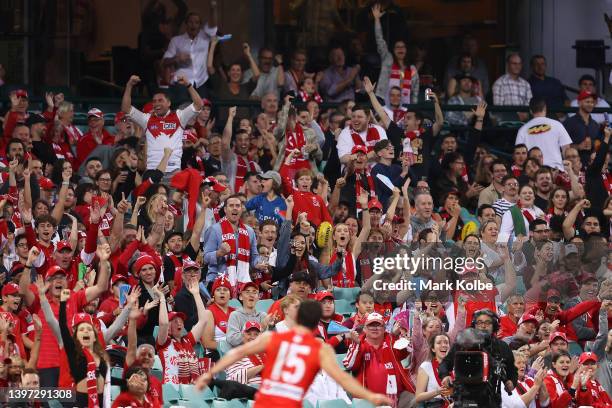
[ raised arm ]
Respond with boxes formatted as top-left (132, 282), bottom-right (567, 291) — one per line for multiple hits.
top-left (562, 199), bottom-right (588, 240)
top-left (19, 247), bottom-right (40, 307)
top-left (155, 285), bottom-right (169, 346)
top-left (243, 43), bottom-right (260, 82)
top-left (592, 301), bottom-right (610, 360)
top-left (85, 244), bottom-right (111, 302)
top-left (372, 4), bottom-right (391, 63)
top-left (51, 168), bottom-right (71, 224)
top-left (189, 193), bottom-right (209, 252)
top-left (177, 75), bottom-right (204, 111)
top-left (186, 280), bottom-right (211, 341)
top-left (26, 314), bottom-right (43, 370)
top-left (34, 275), bottom-right (62, 345)
top-left (222, 107), bottom-right (237, 160)
top-left (428, 91), bottom-right (444, 137)
top-left (122, 75), bottom-right (141, 114)
top-left (352, 191), bottom-right (371, 258)
top-left (364, 77), bottom-right (391, 129)
top-left (207, 36), bottom-right (218, 76)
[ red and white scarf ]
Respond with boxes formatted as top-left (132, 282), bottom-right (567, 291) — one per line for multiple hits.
top-left (235, 155), bottom-right (256, 192)
top-left (285, 123), bottom-right (307, 162)
top-left (388, 63), bottom-right (416, 105)
top-left (430, 359), bottom-right (450, 408)
top-left (220, 217), bottom-right (251, 289)
top-left (603, 171), bottom-right (612, 195)
top-left (330, 250), bottom-right (356, 288)
top-left (82, 347), bottom-right (99, 408)
top-left (350, 125), bottom-right (382, 153)
top-left (511, 164), bottom-right (523, 177)
top-left (355, 169), bottom-right (376, 209)
top-left (298, 90), bottom-right (322, 104)
top-left (546, 370), bottom-right (576, 407)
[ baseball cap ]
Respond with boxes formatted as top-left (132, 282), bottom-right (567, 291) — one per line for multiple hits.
top-left (182, 258), bottom-right (201, 272)
top-left (14, 89), bottom-right (28, 99)
top-left (26, 113), bottom-right (46, 126)
top-left (546, 288), bottom-right (561, 301)
top-left (455, 72), bottom-right (476, 82)
top-left (110, 274), bottom-right (128, 286)
top-left (1, 282), bottom-right (20, 297)
top-left (55, 241), bottom-right (72, 252)
top-left (518, 313), bottom-right (538, 326)
top-left (365, 312), bottom-right (385, 326)
top-left (289, 271), bottom-right (311, 284)
top-left (258, 170), bottom-right (281, 186)
top-left (87, 108), bottom-right (104, 118)
top-left (202, 98), bottom-right (212, 107)
top-left (38, 177), bottom-right (55, 191)
top-left (71, 313), bottom-right (95, 329)
top-left (183, 128), bottom-right (198, 144)
top-left (239, 281), bottom-right (259, 293)
top-left (315, 291), bottom-right (334, 302)
top-left (549, 331), bottom-right (568, 343)
top-left (577, 90), bottom-right (596, 101)
top-left (114, 111), bottom-right (127, 123)
top-left (368, 198), bottom-right (383, 211)
top-left (45, 265), bottom-right (67, 280)
top-left (168, 312), bottom-right (187, 322)
top-left (578, 351), bottom-right (597, 364)
top-left (351, 145), bottom-right (368, 155)
top-left (212, 276), bottom-right (232, 293)
top-left (243, 321), bottom-right (261, 332)
top-left (564, 244), bottom-right (579, 256)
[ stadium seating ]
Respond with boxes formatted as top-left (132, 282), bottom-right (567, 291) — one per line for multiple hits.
top-left (334, 299), bottom-right (354, 316)
top-left (350, 400), bottom-right (375, 408)
top-left (218, 339), bottom-right (232, 356)
top-left (336, 353), bottom-right (347, 369)
top-left (317, 400), bottom-right (350, 408)
top-left (255, 299), bottom-right (274, 313)
top-left (333, 287), bottom-right (361, 305)
top-left (229, 299), bottom-right (243, 309)
top-left (110, 386), bottom-right (121, 401)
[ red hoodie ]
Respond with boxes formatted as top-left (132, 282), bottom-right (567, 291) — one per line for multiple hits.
top-left (527, 300), bottom-right (601, 341)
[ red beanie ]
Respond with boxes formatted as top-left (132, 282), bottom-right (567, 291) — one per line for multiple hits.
top-left (170, 168), bottom-right (203, 230)
top-left (132, 254), bottom-right (161, 282)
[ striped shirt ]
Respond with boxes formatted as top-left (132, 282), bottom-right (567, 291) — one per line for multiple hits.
top-left (226, 356), bottom-right (263, 386)
top-left (492, 198), bottom-right (515, 217)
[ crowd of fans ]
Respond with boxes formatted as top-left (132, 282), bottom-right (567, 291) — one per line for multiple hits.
top-left (0, 1), bottom-right (612, 407)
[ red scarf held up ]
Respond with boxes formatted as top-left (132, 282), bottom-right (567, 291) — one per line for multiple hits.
top-left (235, 155), bottom-right (257, 192)
top-left (83, 348), bottom-right (100, 408)
top-left (388, 63), bottom-right (414, 105)
top-left (431, 359), bottom-right (450, 408)
top-left (330, 250), bottom-right (356, 288)
top-left (350, 125), bottom-right (382, 154)
top-left (603, 171), bottom-right (612, 195)
top-left (355, 169), bottom-right (376, 209)
top-left (220, 217), bottom-right (251, 292)
top-left (285, 123), bottom-right (307, 162)
top-left (298, 90), bottom-right (322, 104)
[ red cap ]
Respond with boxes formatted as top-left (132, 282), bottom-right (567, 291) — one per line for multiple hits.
top-left (182, 258), bottom-right (201, 272)
top-left (87, 108), bottom-right (104, 118)
top-left (168, 311), bottom-right (187, 322)
top-left (203, 176), bottom-right (227, 193)
top-left (110, 274), bottom-right (128, 286)
top-left (212, 276), bottom-right (232, 293)
top-left (368, 198), bottom-right (383, 211)
top-left (38, 177), bottom-right (55, 191)
top-left (45, 265), bottom-right (67, 280)
top-left (131, 254), bottom-right (160, 280)
top-left (239, 281), bottom-right (259, 293)
top-left (578, 351), bottom-right (598, 364)
top-left (1, 282), bottom-right (20, 297)
top-left (518, 313), bottom-right (538, 326)
top-left (315, 291), bottom-right (335, 302)
top-left (14, 89), bottom-right (28, 99)
top-left (578, 272), bottom-right (598, 285)
top-left (202, 98), bottom-right (212, 107)
top-left (115, 111), bottom-right (126, 124)
top-left (71, 312), bottom-right (94, 330)
top-left (549, 331), bottom-right (568, 343)
top-left (142, 102), bottom-right (153, 114)
top-left (243, 321), bottom-right (261, 332)
top-left (546, 288), bottom-right (561, 301)
top-left (55, 241), bottom-right (72, 252)
top-left (183, 128), bottom-right (198, 144)
top-left (351, 145), bottom-right (368, 155)
top-left (577, 90), bottom-right (596, 101)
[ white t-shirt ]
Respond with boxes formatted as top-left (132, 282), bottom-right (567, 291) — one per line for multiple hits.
top-left (336, 124), bottom-right (388, 160)
top-left (129, 105), bottom-right (199, 172)
top-left (515, 116), bottom-right (572, 170)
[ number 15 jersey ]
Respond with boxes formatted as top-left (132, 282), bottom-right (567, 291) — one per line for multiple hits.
top-left (254, 329), bottom-right (323, 407)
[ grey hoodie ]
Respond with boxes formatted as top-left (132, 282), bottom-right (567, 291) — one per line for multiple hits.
top-left (226, 306), bottom-right (266, 347)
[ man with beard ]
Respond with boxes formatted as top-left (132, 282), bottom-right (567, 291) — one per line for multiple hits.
top-left (533, 168), bottom-right (553, 211)
top-left (339, 145), bottom-right (377, 213)
top-left (502, 313), bottom-right (539, 345)
top-left (245, 48), bottom-right (284, 99)
top-left (113, 111), bottom-right (136, 142)
top-left (221, 107), bottom-right (261, 193)
top-left (203, 194), bottom-right (263, 287)
top-left (492, 175), bottom-right (520, 218)
top-left (336, 103), bottom-right (387, 166)
top-left (478, 159), bottom-right (508, 207)
top-left (122, 74), bottom-right (203, 174)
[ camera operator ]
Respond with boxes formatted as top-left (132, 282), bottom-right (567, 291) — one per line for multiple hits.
top-left (438, 309), bottom-right (517, 406)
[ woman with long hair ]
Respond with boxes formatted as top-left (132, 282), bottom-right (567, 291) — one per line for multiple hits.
top-left (473, 154), bottom-right (496, 187)
top-left (415, 333), bottom-right (452, 407)
top-left (547, 187), bottom-right (569, 216)
top-left (59, 289), bottom-right (109, 407)
top-left (372, 4), bottom-right (419, 105)
top-left (544, 350), bottom-right (592, 407)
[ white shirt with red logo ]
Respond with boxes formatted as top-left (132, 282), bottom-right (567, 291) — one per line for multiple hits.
top-left (157, 332), bottom-right (201, 385)
top-left (129, 105), bottom-right (199, 172)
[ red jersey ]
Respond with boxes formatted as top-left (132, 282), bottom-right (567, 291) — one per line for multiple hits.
top-left (497, 315), bottom-right (519, 339)
top-left (255, 329), bottom-right (322, 408)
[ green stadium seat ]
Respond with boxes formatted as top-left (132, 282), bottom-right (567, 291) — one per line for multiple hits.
top-left (336, 353), bottom-right (347, 370)
top-left (218, 339), bottom-right (231, 357)
top-left (110, 385), bottom-right (121, 401)
top-left (303, 401), bottom-right (315, 408)
top-left (181, 384), bottom-right (216, 403)
top-left (569, 341), bottom-right (583, 356)
top-left (334, 299), bottom-right (353, 316)
top-left (111, 366), bottom-right (124, 380)
top-left (163, 383), bottom-right (181, 405)
top-left (210, 398), bottom-right (246, 408)
top-left (255, 299), bottom-right (274, 313)
top-left (317, 400), bottom-right (350, 408)
top-left (229, 299), bottom-right (243, 309)
top-left (172, 399), bottom-right (210, 408)
top-left (351, 399), bottom-right (374, 408)
top-left (333, 287), bottom-right (361, 305)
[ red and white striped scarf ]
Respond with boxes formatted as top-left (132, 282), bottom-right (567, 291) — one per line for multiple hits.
top-left (220, 217), bottom-right (251, 290)
top-left (82, 347), bottom-right (100, 408)
top-left (355, 169), bottom-right (376, 209)
top-left (234, 155), bottom-right (256, 192)
top-left (350, 125), bottom-right (382, 153)
top-left (330, 250), bottom-right (356, 288)
top-left (388, 63), bottom-right (416, 105)
top-left (298, 90), bottom-right (322, 104)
